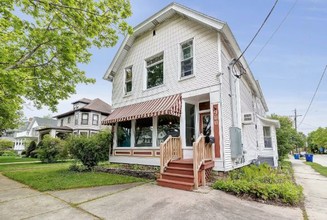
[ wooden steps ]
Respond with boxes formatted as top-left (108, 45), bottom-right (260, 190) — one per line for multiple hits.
top-left (157, 159), bottom-right (214, 191)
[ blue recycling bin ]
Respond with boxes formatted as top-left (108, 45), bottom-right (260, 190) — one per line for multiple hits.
top-left (305, 154), bottom-right (313, 162)
top-left (294, 154), bottom-right (300, 159)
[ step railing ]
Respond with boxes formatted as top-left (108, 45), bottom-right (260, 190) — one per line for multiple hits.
top-left (193, 134), bottom-right (213, 189)
top-left (160, 136), bottom-right (182, 175)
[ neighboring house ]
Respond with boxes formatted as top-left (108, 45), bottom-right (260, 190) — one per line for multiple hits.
top-left (38, 98), bottom-right (112, 139)
top-left (13, 117), bottom-right (57, 154)
top-left (102, 3), bottom-right (279, 189)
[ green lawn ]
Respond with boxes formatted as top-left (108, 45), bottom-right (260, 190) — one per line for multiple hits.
top-left (0, 156), bottom-right (40, 163)
top-left (1, 162), bottom-right (146, 191)
top-left (305, 162), bottom-right (327, 177)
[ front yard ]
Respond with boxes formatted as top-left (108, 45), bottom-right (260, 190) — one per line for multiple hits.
top-left (0, 156), bottom-right (40, 163)
top-left (0, 162), bottom-right (146, 191)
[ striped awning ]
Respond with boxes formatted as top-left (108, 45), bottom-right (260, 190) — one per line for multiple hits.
top-left (102, 94), bottom-right (181, 125)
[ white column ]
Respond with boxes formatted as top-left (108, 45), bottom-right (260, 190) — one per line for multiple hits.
top-left (152, 116), bottom-right (158, 147)
top-left (131, 120), bottom-right (136, 147)
top-left (113, 123), bottom-right (118, 148)
top-left (180, 99), bottom-right (186, 147)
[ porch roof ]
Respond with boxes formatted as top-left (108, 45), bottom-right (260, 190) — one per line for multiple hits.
top-left (102, 94), bottom-right (181, 125)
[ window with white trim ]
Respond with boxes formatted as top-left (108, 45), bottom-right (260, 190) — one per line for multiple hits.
top-left (81, 113), bottom-right (89, 125)
top-left (124, 66), bottom-right (132, 95)
top-left (263, 126), bottom-right (272, 148)
top-left (92, 114), bottom-right (99, 126)
top-left (146, 53), bottom-right (164, 89)
top-left (181, 40), bottom-right (193, 77)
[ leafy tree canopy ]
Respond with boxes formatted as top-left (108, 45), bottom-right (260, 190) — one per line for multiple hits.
top-left (270, 114), bottom-right (305, 158)
top-left (0, 0), bottom-right (133, 131)
top-left (307, 127), bottom-right (327, 151)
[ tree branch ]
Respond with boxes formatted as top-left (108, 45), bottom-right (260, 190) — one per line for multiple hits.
top-left (5, 40), bottom-right (51, 70)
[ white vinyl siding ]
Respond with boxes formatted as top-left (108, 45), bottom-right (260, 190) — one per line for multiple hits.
top-left (111, 14), bottom-right (219, 108)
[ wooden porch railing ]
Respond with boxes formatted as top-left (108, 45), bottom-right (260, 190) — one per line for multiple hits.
top-left (160, 136), bottom-right (182, 174)
top-left (193, 134), bottom-right (213, 189)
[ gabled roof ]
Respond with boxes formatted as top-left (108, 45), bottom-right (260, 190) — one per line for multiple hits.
top-left (54, 98), bottom-right (112, 118)
top-left (102, 2), bottom-right (267, 110)
top-left (27, 117), bottom-right (57, 131)
top-left (72, 98), bottom-right (92, 104)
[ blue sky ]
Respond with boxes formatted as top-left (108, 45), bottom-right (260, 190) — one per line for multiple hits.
top-left (23, 0), bottom-right (327, 134)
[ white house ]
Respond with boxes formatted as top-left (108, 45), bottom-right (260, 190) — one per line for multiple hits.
top-left (102, 3), bottom-right (279, 190)
top-left (38, 98), bottom-right (112, 139)
top-left (14, 117), bottom-right (57, 154)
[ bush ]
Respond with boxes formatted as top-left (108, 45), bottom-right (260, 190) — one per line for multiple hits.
top-left (67, 130), bottom-right (111, 170)
top-left (0, 139), bottom-right (14, 150)
top-left (213, 163), bottom-right (303, 205)
top-left (0, 150), bottom-right (17, 157)
top-left (26, 141), bottom-right (37, 157)
top-left (37, 135), bottom-right (67, 163)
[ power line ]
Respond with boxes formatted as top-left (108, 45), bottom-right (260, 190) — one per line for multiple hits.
top-left (248, 0), bottom-right (298, 67)
top-left (298, 65), bottom-right (327, 127)
top-left (234, 0), bottom-right (279, 64)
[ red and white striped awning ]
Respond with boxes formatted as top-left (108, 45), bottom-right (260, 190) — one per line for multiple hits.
top-left (102, 94), bottom-right (181, 125)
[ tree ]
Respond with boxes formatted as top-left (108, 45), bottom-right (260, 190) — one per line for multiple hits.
top-left (270, 114), bottom-right (304, 159)
top-left (37, 135), bottom-right (67, 162)
top-left (67, 130), bottom-right (111, 169)
top-left (307, 127), bottom-right (327, 153)
top-left (0, 0), bottom-right (133, 130)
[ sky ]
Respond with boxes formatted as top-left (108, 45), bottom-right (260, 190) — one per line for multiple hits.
top-left (23, 0), bottom-right (327, 135)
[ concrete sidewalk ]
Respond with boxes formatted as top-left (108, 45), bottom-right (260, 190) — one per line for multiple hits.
top-left (290, 157), bottom-right (327, 220)
top-left (0, 173), bottom-right (302, 220)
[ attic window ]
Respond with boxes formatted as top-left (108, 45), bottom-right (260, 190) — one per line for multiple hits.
top-left (153, 30), bottom-right (156, 36)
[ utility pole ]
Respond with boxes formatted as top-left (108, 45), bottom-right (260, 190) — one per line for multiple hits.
top-left (293, 109), bottom-right (302, 153)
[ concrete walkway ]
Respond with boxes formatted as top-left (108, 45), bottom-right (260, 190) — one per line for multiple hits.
top-left (0, 174), bottom-right (302, 220)
top-left (290, 157), bottom-right (327, 220)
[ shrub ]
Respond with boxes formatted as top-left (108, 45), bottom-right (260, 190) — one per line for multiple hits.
top-left (37, 135), bottom-right (67, 163)
top-left (26, 141), bottom-right (37, 157)
top-left (1, 150), bottom-right (17, 157)
top-left (0, 139), bottom-right (14, 150)
top-left (213, 163), bottom-right (303, 205)
top-left (21, 150), bottom-right (26, 155)
top-left (67, 130), bottom-right (111, 170)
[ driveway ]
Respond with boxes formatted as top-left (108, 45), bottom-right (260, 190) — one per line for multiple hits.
top-left (0, 174), bottom-right (302, 220)
top-left (311, 154), bottom-right (327, 167)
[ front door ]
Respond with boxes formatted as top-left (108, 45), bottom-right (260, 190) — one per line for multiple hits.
top-left (200, 113), bottom-right (211, 136)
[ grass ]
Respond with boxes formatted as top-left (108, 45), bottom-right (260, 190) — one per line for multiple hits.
top-left (305, 162), bottom-right (327, 177)
top-left (100, 162), bottom-right (160, 172)
top-left (1, 162), bottom-right (146, 191)
top-left (0, 156), bottom-right (40, 163)
top-left (212, 161), bottom-right (303, 206)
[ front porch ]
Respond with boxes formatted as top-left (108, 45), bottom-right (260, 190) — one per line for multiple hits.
top-left (102, 93), bottom-right (220, 190)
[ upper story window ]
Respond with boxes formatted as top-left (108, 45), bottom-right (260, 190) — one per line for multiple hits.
top-left (60, 119), bottom-right (64, 127)
top-left (181, 40), bottom-right (193, 77)
top-left (92, 114), bottom-right (99, 126)
top-left (67, 116), bottom-right (71, 124)
top-left (263, 126), bottom-right (272, 148)
top-left (81, 113), bottom-right (89, 125)
top-left (124, 67), bottom-right (132, 95)
top-left (75, 112), bottom-right (79, 125)
top-left (146, 53), bottom-right (164, 89)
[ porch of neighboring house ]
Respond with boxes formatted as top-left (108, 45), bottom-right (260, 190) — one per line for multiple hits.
top-left (37, 126), bottom-right (73, 141)
top-left (102, 93), bottom-right (221, 190)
